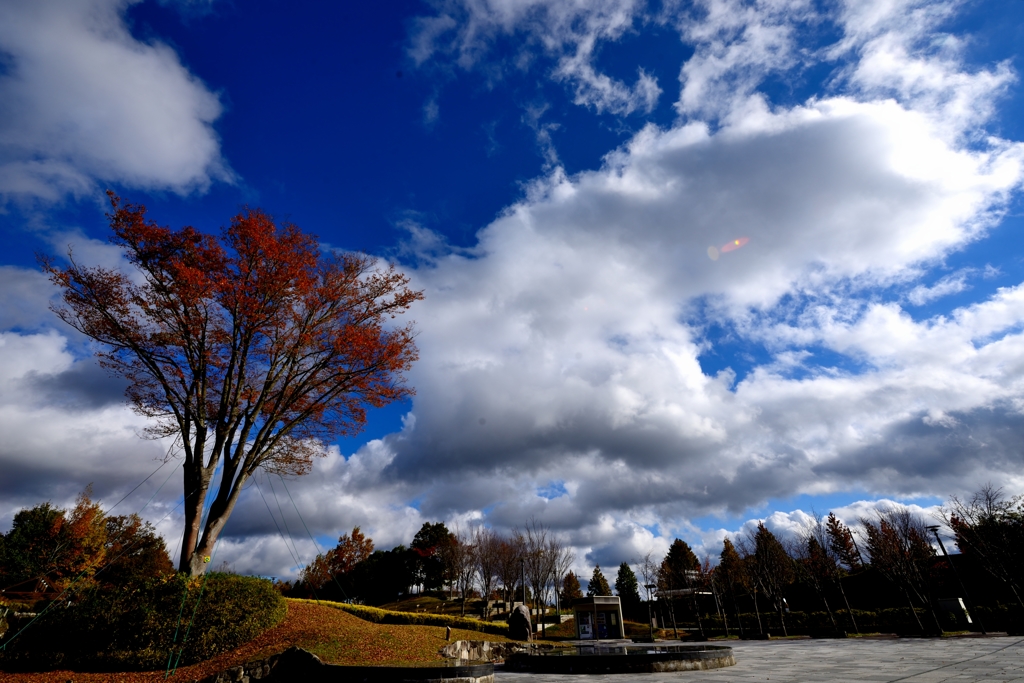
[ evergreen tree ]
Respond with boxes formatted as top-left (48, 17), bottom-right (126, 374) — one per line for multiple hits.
top-left (614, 562), bottom-right (641, 615)
top-left (717, 538), bottom-right (748, 635)
top-left (658, 538), bottom-right (699, 590)
top-left (411, 522), bottom-right (454, 591)
top-left (349, 545), bottom-right (417, 605)
top-left (587, 565), bottom-right (612, 596)
top-left (561, 570), bottom-right (584, 605)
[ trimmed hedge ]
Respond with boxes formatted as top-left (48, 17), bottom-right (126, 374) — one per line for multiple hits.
top-left (0, 573), bottom-right (285, 672)
top-left (972, 604), bottom-right (1024, 633)
top-left (670, 605), bottom-right (1022, 636)
top-left (292, 598), bottom-right (510, 636)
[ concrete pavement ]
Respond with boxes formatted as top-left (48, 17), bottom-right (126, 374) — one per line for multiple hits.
top-left (495, 637), bottom-right (1024, 683)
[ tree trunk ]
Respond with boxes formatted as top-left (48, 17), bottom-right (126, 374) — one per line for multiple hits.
top-left (669, 597), bottom-right (679, 639)
top-left (179, 460), bottom-right (212, 574)
top-left (924, 593), bottom-right (944, 635)
top-left (904, 590), bottom-right (924, 633)
top-left (182, 464), bottom-right (249, 576)
top-left (836, 579), bottom-right (859, 633)
top-left (820, 592), bottom-right (837, 629)
top-left (731, 588), bottom-right (744, 637)
top-left (692, 594), bottom-right (705, 638)
top-left (753, 592), bottom-right (763, 635)
top-left (1011, 583), bottom-right (1024, 610)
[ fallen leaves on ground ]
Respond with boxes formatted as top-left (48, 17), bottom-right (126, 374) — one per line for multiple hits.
top-left (0, 599), bottom-right (515, 683)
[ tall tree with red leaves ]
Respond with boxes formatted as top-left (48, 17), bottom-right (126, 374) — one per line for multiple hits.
top-left (44, 194), bottom-right (422, 576)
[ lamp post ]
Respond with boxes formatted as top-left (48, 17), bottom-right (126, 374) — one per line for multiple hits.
top-left (644, 583), bottom-right (657, 640)
top-left (521, 557), bottom-right (528, 636)
top-left (926, 525), bottom-right (985, 634)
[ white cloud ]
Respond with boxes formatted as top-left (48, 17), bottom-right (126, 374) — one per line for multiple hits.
top-left (3, 0), bottom-right (1024, 581)
top-left (672, 0), bottom-right (817, 119)
top-left (832, 0), bottom-right (1016, 135)
top-left (907, 270), bottom-right (972, 305)
top-left (0, 330), bottom-right (169, 515)
top-left (373, 0), bottom-right (1024, 540)
top-left (0, 0), bottom-right (231, 201)
top-left (410, 0), bottom-right (660, 115)
top-left (0, 267), bottom-right (58, 331)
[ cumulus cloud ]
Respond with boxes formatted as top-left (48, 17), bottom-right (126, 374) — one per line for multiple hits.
top-left (410, 0), bottom-right (661, 115)
top-left (3, 0), bottom-right (1024, 581)
top-left (0, 330), bottom-right (168, 515)
top-left (189, 0), bottom-right (1024, 576)
top-left (0, 0), bottom-right (230, 201)
top-left (366, 0), bottom-right (1024, 549)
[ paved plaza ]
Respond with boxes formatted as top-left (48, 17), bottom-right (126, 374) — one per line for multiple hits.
top-left (496, 637), bottom-right (1024, 683)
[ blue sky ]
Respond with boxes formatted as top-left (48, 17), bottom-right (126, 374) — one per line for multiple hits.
top-left (2, 0), bottom-right (1024, 579)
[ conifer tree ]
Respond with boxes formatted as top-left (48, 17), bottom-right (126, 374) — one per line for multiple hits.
top-left (614, 562), bottom-right (641, 615)
top-left (587, 565), bottom-right (612, 596)
top-left (658, 538), bottom-right (699, 590)
top-left (561, 570), bottom-right (583, 604)
top-left (717, 538), bottom-right (747, 635)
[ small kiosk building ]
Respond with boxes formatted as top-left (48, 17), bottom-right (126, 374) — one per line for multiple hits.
top-left (571, 596), bottom-right (624, 640)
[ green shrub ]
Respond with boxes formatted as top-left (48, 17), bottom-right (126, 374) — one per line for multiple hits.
top-left (973, 604), bottom-right (1024, 633)
top-left (0, 573), bottom-right (285, 672)
top-left (293, 599), bottom-right (510, 636)
top-left (671, 605), bottom-right (1018, 636)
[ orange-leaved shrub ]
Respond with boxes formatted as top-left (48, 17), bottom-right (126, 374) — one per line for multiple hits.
top-left (0, 573), bottom-right (285, 671)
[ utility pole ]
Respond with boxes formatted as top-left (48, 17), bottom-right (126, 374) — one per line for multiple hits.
top-left (927, 525), bottom-right (985, 634)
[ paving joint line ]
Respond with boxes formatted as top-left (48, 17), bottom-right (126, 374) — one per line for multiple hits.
top-left (883, 637), bottom-right (1024, 683)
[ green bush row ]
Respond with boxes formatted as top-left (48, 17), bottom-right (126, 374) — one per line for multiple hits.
top-left (673, 604), bottom-right (1022, 636)
top-left (0, 573), bottom-right (285, 672)
top-left (293, 598), bottom-right (510, 636)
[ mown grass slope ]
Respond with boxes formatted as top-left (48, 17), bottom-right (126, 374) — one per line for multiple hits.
top-left (0, 599), bottom-right (518, 683)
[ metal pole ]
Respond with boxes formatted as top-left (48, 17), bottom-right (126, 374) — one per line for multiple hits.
top-left (928, 526), bottom-right (986, 634)
top-left (645, 583), bottom-right (656, 640)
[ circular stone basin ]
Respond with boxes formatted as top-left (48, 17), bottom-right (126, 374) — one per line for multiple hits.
top-left (504, 644), bottom-right (735, 674)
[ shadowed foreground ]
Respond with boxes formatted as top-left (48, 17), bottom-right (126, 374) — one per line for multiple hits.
top-left (498, 636), bottom-right (1024, 683)
top-left (0, 600), bottom-right (512, 683)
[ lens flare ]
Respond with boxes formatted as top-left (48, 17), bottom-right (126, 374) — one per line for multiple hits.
top-left (720, 236), bottom-right (749, 253)
top-left (707, 246), bottom-right (720, 261)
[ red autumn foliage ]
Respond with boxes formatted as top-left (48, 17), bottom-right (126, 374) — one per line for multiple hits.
top-left (43, 194), bottom-right (422, 576)
top-left (301, 526), bottom-right (375, 590)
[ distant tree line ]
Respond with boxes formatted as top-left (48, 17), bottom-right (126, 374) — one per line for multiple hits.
top-left (294, 519), bottom-right (575, 630)
top-left (293, 484), bottom-right (1020, 638)
top-left (651, 486), bottom-right (1024, 637)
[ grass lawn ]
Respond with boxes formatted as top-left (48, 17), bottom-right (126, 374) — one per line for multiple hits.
top-left (0, 599), bottom-right (520, 683)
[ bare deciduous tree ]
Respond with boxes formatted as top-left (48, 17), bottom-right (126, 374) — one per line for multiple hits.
top-left (496, 529), bottom-right (525, 605)
top-left (861, 505), bottom-right (941, 634)
top-left (551, 540), bottom-right (575, 616)
top-left (746, 522), bottom-right (794, 636)
top-left (523, 520), bottom-right (559, 635)
top-left (449, 525), bottom-right (477, 616)
top-left (473, 527), bottom-right (502, 617)
top-left (944, 485), bottom-right (1024, 608)
top-left (797, 512), bottom-right (858, 633)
